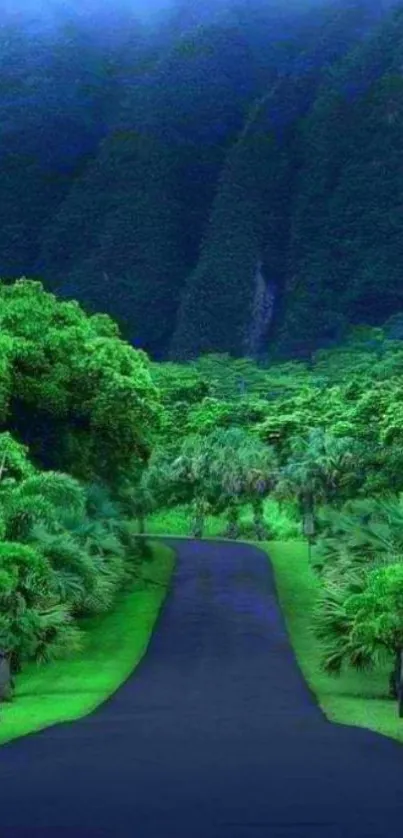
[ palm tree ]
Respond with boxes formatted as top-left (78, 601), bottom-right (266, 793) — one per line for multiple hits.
top-left (274, 429), bottom-right (365, 528)
top-left (1, 492), bottom-right (60, 542)
top-left (117, 473), bottom-right (150, 532)
top-left (203, 428), bottom-right (279, 540)
top-left (163, 435), bottom-right (218, 537)
top-left (0, 541), bottom-right (82, 677)
top-left (315, 495), bottom-right (403, 580)
top-left (0, 470), bottom-right (88, 541)
top-left (140, 429), bottom-right (278, 540)
top-left (83, 480), bottom-right (123, 532)
top-left (58, 514), bottom-right (126, 615)
top-left (27, 521), bottom-right (97, 611)
top-left (313, 494), bottom-right (403, 701)
top-left (14, 471), bottom-right (87, 516)
top-left (25, 478), bottom-right (130, 617)
top-left (314, 564), bottom-right (403, 713)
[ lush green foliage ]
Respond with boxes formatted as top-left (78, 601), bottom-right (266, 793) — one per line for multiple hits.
top-left (0, 281), bottom-right (165, 689)
top-left (0, 463), bottom-right (149, 677)
top-left (4, 0), bottom-right (403, 738)
top-left (145, 328), bottom-right (403, 709)
top-left (268, 541), bottom-right (402, 743)
top-left (0, 2), bottom-right (396, 359)
top-left (4, 253), bottom-right (403, 727)
top-left (0, 278), bottom-right (162, 486)
top-left (0, 541), bottom-right (175, 744)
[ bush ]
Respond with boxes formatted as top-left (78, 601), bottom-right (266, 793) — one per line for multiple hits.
top-left (0, 542), bottom-right (82, 673)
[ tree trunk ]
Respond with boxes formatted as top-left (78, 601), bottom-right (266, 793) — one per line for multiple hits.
top-left (0, 653), bottom-right (13, 702)
top-left (225, 504), bottom-right (240, 539)
top-left (252, 498), bottom-right (268, 541)
top-left (397, 648), bottom-right (403, 718)
top-left (191, 500), bottom-right (204, 538)
top-left (389, 649), bottom-right (401, 699)
top-left (9, 650), bottom-right (21, 676)
top-left (192, 518), bottom-right (204, 538)
top-left (137, 514), bottom-right (145, 535)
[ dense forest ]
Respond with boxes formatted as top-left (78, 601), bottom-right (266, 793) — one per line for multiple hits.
top-left (2, 0), bottom-right (403, 742)
top-left (3, 278), bottom-right (403, 726)
top-left (0, 0), bottom-right (401, 360)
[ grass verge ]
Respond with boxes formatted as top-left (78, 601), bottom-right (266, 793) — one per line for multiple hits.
top-left (145, 498), bottom-right (300, 540)
top-left (0, 541), bottom-right (175, 746)
top-left (266, 540), bottom-right (403, 745)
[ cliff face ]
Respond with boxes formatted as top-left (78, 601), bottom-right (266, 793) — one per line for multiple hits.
top-left (172, 3), bottom-right (403, 362)
top-left (29, 0), bottom-right (392, 359)
top-left (35, 10), bottom-right (286, 355)
top-left (169, 74), bottom-right (312, 361)
top-left (276, 11), bottom-right (403, 357)
top-left (1, 0), bottom-right (402, 362)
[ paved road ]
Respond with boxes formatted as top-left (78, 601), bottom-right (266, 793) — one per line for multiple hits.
top-left (1, 538), bottom-right (403, 837)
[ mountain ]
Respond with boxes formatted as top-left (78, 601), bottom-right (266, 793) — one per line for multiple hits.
top-left (171, 0), bottom-right (403, 360)
top-left (0, 0), bottom-right (402, 360)
top-left (34, 0), bottom-right (316, 353)
top-left (276, 3), bottom-right (403, 357)
top-left (0, 9), bottom-right (150, 278)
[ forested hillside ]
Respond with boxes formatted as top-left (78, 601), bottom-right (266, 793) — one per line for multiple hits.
top-left (0, 0), bottom-right (402, 360)
top-left (172, 0), bottom-right (403, 360)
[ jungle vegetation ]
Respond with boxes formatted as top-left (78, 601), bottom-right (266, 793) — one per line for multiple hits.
top-left (2, 278), bottom-right (403, 723)
top-left (2, 0), bottom-right (403, 735)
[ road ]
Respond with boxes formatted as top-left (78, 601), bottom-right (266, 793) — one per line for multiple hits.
top-left (1, 538), bottom-right (403, 837)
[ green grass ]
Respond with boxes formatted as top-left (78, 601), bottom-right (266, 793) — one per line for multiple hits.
top-left (146, 498), bottom-right (300, 541)
top-left (4, 511), bottom-right (402, 749)
top-left (144, 505), bottom-right (403, 745)
top-left (0, 541), bottom-right (175, 746)
top-left (262, 541), bottom-right (403, 745)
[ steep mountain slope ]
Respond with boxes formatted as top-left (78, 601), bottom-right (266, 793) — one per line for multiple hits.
top-left (33, 0), bottom-right (392, 357)
top-left (172, 1), bottom-right (403, 361)
top-left (0, 12), bottom-right (150, 279)
top-left (276, 5), bottom-right (403, 357)
top-left (1, 0), bottom-right (402, 361)
top-left (169, 79), bottom-right (302, 360)
top-left (34, 9), bottom-right (296, 353)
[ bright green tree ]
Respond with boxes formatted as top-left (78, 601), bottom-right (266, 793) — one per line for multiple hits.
top-left (313, 494), bottom-right (403, 700)
top-left (0, 542), bottom-right (82, 677)
top-left (147, 427), bottom-right (278, 539)
top-left (314, 563), bottom-right (403, 712)
top-left (0, 278), bottom-right (163, 487)
top-left (274, 428), bottom-right (364, 524)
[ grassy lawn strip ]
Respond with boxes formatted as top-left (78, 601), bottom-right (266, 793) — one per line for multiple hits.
top-left (0, 541), bottom-right (176, 746)
top-left (145, 499), bottom-right (300, 541)
top-left (266, 540), bottom-right (403, 745)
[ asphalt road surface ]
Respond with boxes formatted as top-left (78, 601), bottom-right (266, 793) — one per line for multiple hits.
top-left (1, 538), bottom-right (403, 838)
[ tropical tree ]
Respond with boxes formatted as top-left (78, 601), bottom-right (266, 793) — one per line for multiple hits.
top-left (206, 428), bottom-right (279, 539)
top-left (147, 427), bottom-right (279, 538)
top-left (55, 486), bottom-right (128, 614)
top-left (167, 433), bottom-right (218, 537)
top-left (26, 523), bottom-right (97, 611)
top-left (0, 432), bottom-right (36, 483)
top-left (0, 469), bottom-right (87, 541)
top-left (0, 542), bottom-right (82, 677)
top-left (274, 428), bottom-right (364, 527)
top-left (312, 494), bottom-right (403, 700)
top-left (0, 279), bottom-right (162, 486)
top-left (313, 494), bottom-right (403, 580)
top-left (117, 474), bottom-right (155, 536)
top-left (313, 563), bottom-right (403, 714)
